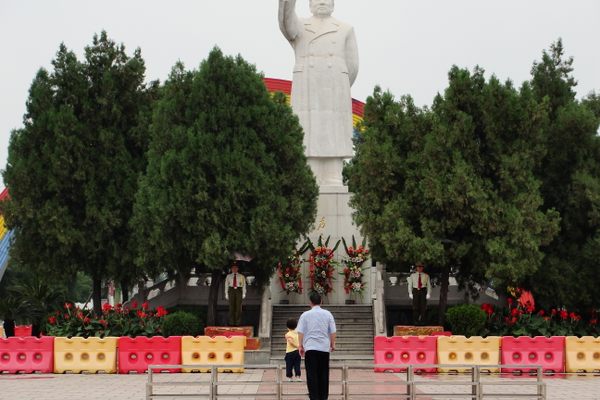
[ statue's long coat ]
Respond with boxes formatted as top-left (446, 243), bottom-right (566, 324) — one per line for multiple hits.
top-left (281, 12), bottom-right (359, 158)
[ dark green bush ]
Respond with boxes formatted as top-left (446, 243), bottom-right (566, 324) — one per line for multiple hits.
top-left (161, 311), bottom-right (203, 337)
top-left (445, 304), bottom-right (487, 336)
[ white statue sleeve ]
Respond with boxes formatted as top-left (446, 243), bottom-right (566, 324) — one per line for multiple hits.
top-left (278, 0), bottom-right (301, 42)
top-left (346, 27), bottom-right (359, 86)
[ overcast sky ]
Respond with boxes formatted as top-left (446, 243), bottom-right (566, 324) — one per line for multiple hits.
top-left (1, 0), bottom-right (598, 187)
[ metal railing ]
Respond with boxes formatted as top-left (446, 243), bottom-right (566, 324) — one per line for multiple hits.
top-left (146, 363), bottom-right (546, 400)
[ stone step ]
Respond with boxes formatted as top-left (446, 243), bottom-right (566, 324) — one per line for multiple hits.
top-left (272, 334), bottom-right (373, 340)
top-left (272, 331), bottom-right (374, 336)
top-left (272, 316), bottom-right (374, 321)
top-left (273, 308), bottom-right (372, 315)
top-left (272, 338), bottom-right (373, 343)
top-left (272, 314), bottom-right (374, 319)
top-left (272, 333), bottom-right (374, 339)
top-left (273, 317), bottom-right (373, 323)
top-left (271, 305), bottom-right (374, 358)
top-left (272, 339), bottom-right (373, 346)
top-left (273, 308), bottom-right (373, 312)
top-left (270, 354), bottom-right (374, 365)
top-left (271, 325), bottom-right (374, 332)
top-left (271, 350), bottom-right (373, 358)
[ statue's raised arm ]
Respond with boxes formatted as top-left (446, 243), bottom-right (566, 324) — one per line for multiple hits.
top-left (278, 0), bottom-right (301, 42)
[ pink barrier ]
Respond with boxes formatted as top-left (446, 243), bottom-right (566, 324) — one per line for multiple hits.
top-left (374, 336), bottom-right (437, 373)
top-left (14, 325), bottom-right (32, 337)
top-left (118, 336), bottom-right (181, 374)
top-left (501, 336), bottom-right (565, 374)
top-left (0, 336), bottom-right (54, 373)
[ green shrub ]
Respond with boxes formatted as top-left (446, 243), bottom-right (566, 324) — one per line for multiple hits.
top-left (445, 304), bottom-right (487, 336)
top-left (161, 311), bottom-right (203, 337)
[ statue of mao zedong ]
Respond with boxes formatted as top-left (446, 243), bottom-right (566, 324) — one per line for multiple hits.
top-left (279, 0), bottom-right (359, 186)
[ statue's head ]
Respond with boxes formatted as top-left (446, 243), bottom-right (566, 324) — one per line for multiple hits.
top-left (310, 0), bottom-right (334, 17)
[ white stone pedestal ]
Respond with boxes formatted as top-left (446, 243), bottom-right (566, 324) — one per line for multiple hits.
top-left (270, 185), bottom-right (370, 305)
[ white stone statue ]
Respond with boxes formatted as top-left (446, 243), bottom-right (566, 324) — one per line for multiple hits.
top-left (279, 0), bottom-right (359, 187)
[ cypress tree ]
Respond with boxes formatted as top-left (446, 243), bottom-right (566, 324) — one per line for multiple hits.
top-left (132, 48), bottom-right (317, 325)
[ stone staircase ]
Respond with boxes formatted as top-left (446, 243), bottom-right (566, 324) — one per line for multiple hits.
top-left (270, 304), bottom-right (374, 362)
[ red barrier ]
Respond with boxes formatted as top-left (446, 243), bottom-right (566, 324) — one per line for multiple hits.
top-left (0, 336), bottom-right (54, 373)
top-left (501, 336), bottom-right (565, 374)
top-left (14, 325), bottom-right (32, 337)
top-left (374, 336), bottom-right (437, 373)
top-left (118, 336), bottom-right (181, 374)
top-left (431, 331), bottom-right (452, 336)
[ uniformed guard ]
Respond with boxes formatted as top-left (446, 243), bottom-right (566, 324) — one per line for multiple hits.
top-left (407, 262), bottom-right (431, 325)
top-left (224, 262), bottom-right (246, 326)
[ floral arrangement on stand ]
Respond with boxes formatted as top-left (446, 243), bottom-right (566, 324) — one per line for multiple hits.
top-left (277, 251), bottom-right (304, 295)
top-left (341, 236), bottom-right (369, 301)
top-left (304, 235), bottom-right (340, 296)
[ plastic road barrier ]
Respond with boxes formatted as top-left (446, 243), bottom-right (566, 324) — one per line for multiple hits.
top-left (54, 337), bottom-right (118, 373)
top-left (0, 336), bottom-right (54, 373)
top-left (501, 336), bottom-right (565, 374)
top-left (118, 336), bottom-right (182, 374)
top-left (181, 335), bottom-right (246, 373)
top-left (374, 336), bottom-right (437, 373)
top-left (565, 336), bottom-right (600, 373)
top-left (437, 336), bottom-right (501, 373)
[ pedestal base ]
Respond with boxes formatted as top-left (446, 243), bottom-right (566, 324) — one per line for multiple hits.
top-left (269, 188), bottom-right (367, 305)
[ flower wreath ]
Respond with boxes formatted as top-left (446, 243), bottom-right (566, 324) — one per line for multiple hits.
top-left (304, 235), bottom-right (340, 296)
top-left (277, 251), bottom-right (303, 294)
top-left (341, 236), bottom-right (369, 298)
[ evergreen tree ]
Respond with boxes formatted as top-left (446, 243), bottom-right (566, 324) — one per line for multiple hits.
top-left (529, 40), bottom-right (600, 309)
top-left (2, 32), bottom-right (152, 314)
top-left (131, 48), bottom-right (318, 325)
top-left (346, 67), bottom-right (559, 322)
top-left (582, 92), bottom-right (600, 121)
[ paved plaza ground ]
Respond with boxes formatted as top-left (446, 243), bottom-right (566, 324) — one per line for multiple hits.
top-left (2, 367), bottom-right (600, 400)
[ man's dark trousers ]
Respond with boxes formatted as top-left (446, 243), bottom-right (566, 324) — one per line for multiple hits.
top-left (412, 288), bottom-right (427, 325)
top-left (304, 350), bottom-right (330, 400)
top-left (228, 287), bottom-right (242, 326)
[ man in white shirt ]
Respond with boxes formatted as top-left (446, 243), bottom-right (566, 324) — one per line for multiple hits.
top-left (406, 262), bottom-right (431, 325)
top-left (224, 262), bottom-right (246, 326)
top-left (297, 292), bottom-right (336, 400)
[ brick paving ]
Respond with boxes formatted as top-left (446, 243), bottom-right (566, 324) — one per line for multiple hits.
top-left (2, 369), bottom-right (600, 399)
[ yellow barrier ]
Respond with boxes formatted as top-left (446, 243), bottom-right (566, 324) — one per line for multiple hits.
top-left (437, 336), bottom-right (501, 373)
top-left (54, 337), bottom-right (118, 373)
top-left (0, 326), bottom-right (4, 339)
top-left (181, 336), bottom-right (246, 373)
top-left (0, 215), bottom-right (6, 237)
top-left (565, 336), bottom-right (600, 373)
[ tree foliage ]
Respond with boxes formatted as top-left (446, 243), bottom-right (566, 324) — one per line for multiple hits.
top-left (131, 48), bottom-right (318, 324)
top-left (2, 32), bottom-right (153, 314)
top-left (528, 40), bottom-right (600, 310)
top-left (345, 66), bottom-right (559, 322)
